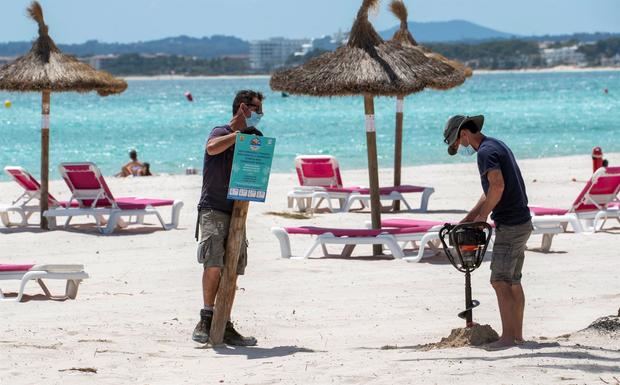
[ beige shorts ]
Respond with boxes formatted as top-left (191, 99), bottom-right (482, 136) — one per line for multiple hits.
top-left (490, 220), bottom-right (532, 284)
top-left (196, 209), bottom-right (247, 275)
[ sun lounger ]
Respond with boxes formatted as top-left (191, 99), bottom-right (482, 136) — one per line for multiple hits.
top-left (0, 166), bottom-right (77, 227)
top-left (43, 162), bottom-right (183, 234)
top-left (530, 166), bottom-right (620, 234)
top-left (381, 216), bottom-right (563, 253)
top-left (287, 155), bottom-right (435, 213)
top-left (0, 264), bottom-right (89, 302)
top-left (271, 220), bottom-right (443, 261)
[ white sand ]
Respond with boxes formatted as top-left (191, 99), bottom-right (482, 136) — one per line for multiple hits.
top-left (1, 154), bottom-right (619, 384)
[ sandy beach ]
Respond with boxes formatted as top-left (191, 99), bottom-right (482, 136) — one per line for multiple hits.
top-left (1, 153), bottom-right (619, 384)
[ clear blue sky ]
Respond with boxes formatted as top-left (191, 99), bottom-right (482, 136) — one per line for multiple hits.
top-left (1, 0), bottom-right (619, 43)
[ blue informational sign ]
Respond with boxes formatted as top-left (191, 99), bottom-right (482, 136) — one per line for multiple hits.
top-left (227, 133), bottom-right (276, 202)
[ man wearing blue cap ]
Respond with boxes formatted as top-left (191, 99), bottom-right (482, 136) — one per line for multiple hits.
top-left (443, 115), bottom-right (532, 350)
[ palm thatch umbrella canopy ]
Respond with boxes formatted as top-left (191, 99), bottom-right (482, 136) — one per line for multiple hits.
top-left (0, 1), bottom-right (127, 229)
top-left (387, 0), bottom-right (469, 209)
top-left (389, 0), bottom-right (471, 79)
top-left (271, 0), bottom-right (463, 96)
top-left (271, 0), bottom-right (461, 253)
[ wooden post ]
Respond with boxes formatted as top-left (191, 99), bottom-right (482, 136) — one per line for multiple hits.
top-left (364, 94), bottom-right (382, 256)
top-left (40, 91), bottom-right (51, 230)
top-left (209, 200), bottom-right (250, 345)
top-left (393, 96), bottom-right (404, 211)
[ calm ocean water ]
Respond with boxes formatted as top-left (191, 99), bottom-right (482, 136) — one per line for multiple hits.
top-left (0, 71), bottom-right (618, 181)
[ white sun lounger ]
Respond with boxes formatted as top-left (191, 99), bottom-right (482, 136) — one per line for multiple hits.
top-left (0, 166), bottom-right (75, 227)
top-left (43, 162), bottom-right (183, 234)
top-left (287, 155), bottom-right (434, 213)
top-left (271, 219), bottom-right (444, 262)
top-left (0, 264), bottom-right (89, 302)
top-left (530, 166), bottom-right (620, 235)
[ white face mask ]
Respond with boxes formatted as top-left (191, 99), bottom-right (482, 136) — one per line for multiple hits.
top-left (458, 143), bottom-right (476, 156)
top-left (245, 111), bottom-right (263, 128)
top-left (457, 136), bottom-right (476, 156)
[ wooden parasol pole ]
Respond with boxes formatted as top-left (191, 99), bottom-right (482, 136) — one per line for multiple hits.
top-left (364, 94), bottom-right (382, 256)
top-left (392, 96), bottom-right (404, 211)
top-left (40, 90), bottom-right (50, 229)
top-left (210, 200), bottom-right (250, 345)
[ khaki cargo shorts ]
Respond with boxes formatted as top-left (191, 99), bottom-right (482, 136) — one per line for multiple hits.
top-left (490, 220), bottom-right (532, 284)
top-left (197, 209), bottom-right (247, 275)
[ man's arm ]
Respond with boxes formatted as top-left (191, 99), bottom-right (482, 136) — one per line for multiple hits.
top-left (461, 193), bottom-right (486, 223)
top-left (461, 169), bottom-right (504, 223)
top-left (206, 132), bottom-right (238, 155)
top-left (474, 169), bottom-right (504, 222)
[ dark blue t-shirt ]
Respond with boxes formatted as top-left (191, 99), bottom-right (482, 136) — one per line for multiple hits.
top-left (477, 136), bottom-right (531, 226)
top-left (198, 125), bottom-right (262, 213)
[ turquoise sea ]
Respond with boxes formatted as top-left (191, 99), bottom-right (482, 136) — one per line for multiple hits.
top-left (0, 70), bottom-right (618, 181)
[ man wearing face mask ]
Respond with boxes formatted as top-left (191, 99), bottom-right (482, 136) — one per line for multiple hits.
top-left (443, 114), bottom-right (532, 350)
top-left (192, 90), bottom-right (264, 346)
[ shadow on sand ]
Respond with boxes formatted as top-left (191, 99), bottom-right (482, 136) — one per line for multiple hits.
top-left (196, 344), bottom-right (317, 359)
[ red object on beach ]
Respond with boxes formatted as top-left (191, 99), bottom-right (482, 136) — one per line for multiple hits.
top-left (184, 91), bottom-right (193, 102)
top-left (592, 147), bottom-right (603, 173)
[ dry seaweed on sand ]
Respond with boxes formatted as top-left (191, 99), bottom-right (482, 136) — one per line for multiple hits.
top-left (265, 211), bottom-right (312, 220)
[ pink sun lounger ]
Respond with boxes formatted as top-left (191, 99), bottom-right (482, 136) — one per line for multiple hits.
top-left (0, 264), bottom-right (89, 302)
top-left (287, 155), bottom-right (435, 213)
top-left (530, 166), bottom-right (620, 234)
top-left (271, 219), bottom-right (444, 261)
top-left (0, 166), bottom-right (79, 227)
top-left (381, 215), bottom-right (567, 253)
top-left (43, 162), bottom-right (183, 234)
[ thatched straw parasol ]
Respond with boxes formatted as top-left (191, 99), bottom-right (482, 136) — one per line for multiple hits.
top-left (388, 0), bottom-right (469, 209)
top-left (271, 0), bottom-right (462, 252)
top-left (0, 2), bottom-right (127, 229)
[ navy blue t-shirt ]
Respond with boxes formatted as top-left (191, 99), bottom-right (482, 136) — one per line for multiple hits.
top-left (198, 125), bottom-right (263, 213)
top-left (477, 136), bottom-right (531, 225)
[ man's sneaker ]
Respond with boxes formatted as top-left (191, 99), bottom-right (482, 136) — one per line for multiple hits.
top-left (223, 321), bottom-right (257, 346)
top-left (191, 309), bottom-right (213, 344)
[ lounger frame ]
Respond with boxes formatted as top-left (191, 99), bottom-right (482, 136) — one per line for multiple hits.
top-left (271, 226), bottom-right (442, 262)
top-left (0, 264), bottom-right (89, 303)
top-left (43, 162), bottom-right (183, 234)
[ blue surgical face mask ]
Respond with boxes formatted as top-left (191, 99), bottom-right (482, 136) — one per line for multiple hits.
top-left (245, 111), bottom-right (263, 128)
top-left (458, 143), bottom-right (476, 157)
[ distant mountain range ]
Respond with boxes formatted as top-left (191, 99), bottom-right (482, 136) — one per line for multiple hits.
top-left (1, 20), bottom-right (618, 59)
top-left (379, 20), bottom-right (516, 42)
top-left (0, 35), bottom-right (249, 59)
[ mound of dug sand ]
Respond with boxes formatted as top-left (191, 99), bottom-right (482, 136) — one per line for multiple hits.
top-left (559, 310), bottom-right (620, 349)
top-left (582, 314), bottom-right (620, 335)
top-left (424, 324), bottom-right (499, 350)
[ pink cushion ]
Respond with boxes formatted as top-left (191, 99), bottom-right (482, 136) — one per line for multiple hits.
top-left (0, 264), bottom-right (34, 272)
top-left (381, 219), bottom-right (444, 230)
top-left (7, 169), bottom-right (40, 192)
top-left (116, 197), bottom-right (174, 208)
top-left (283, 226), bottom-right (426, 237)
top-left (296, 157), bottom-right (344, 187)
top-left (325, 186), bottom-right (362, 193)
top-left (530, 206), bottom-right (568, 216)
top-left (300, 163), bottom-right (335, 179)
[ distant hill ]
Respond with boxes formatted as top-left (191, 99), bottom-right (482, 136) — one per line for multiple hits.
top-left (379, 20), bottom-right (516, 42)
top-left (1, 21), bottom-right (619, 60)
top-left (0, 35), bottom-right (249, 59)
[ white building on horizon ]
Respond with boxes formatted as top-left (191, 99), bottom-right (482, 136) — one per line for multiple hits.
top-left (249, 38), bottom-right (309, 71)
top-left (541, 46), bottom-right (586, 66)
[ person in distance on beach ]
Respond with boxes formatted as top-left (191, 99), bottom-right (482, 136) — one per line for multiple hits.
top-left (117, 149), bottom-right (144, 177)
top-left (192, 90), bottom-right (264, 346)
top-left (443, 114), bottom-right (532, 350)
top-left (138, 162), bottom-right (152, 176)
